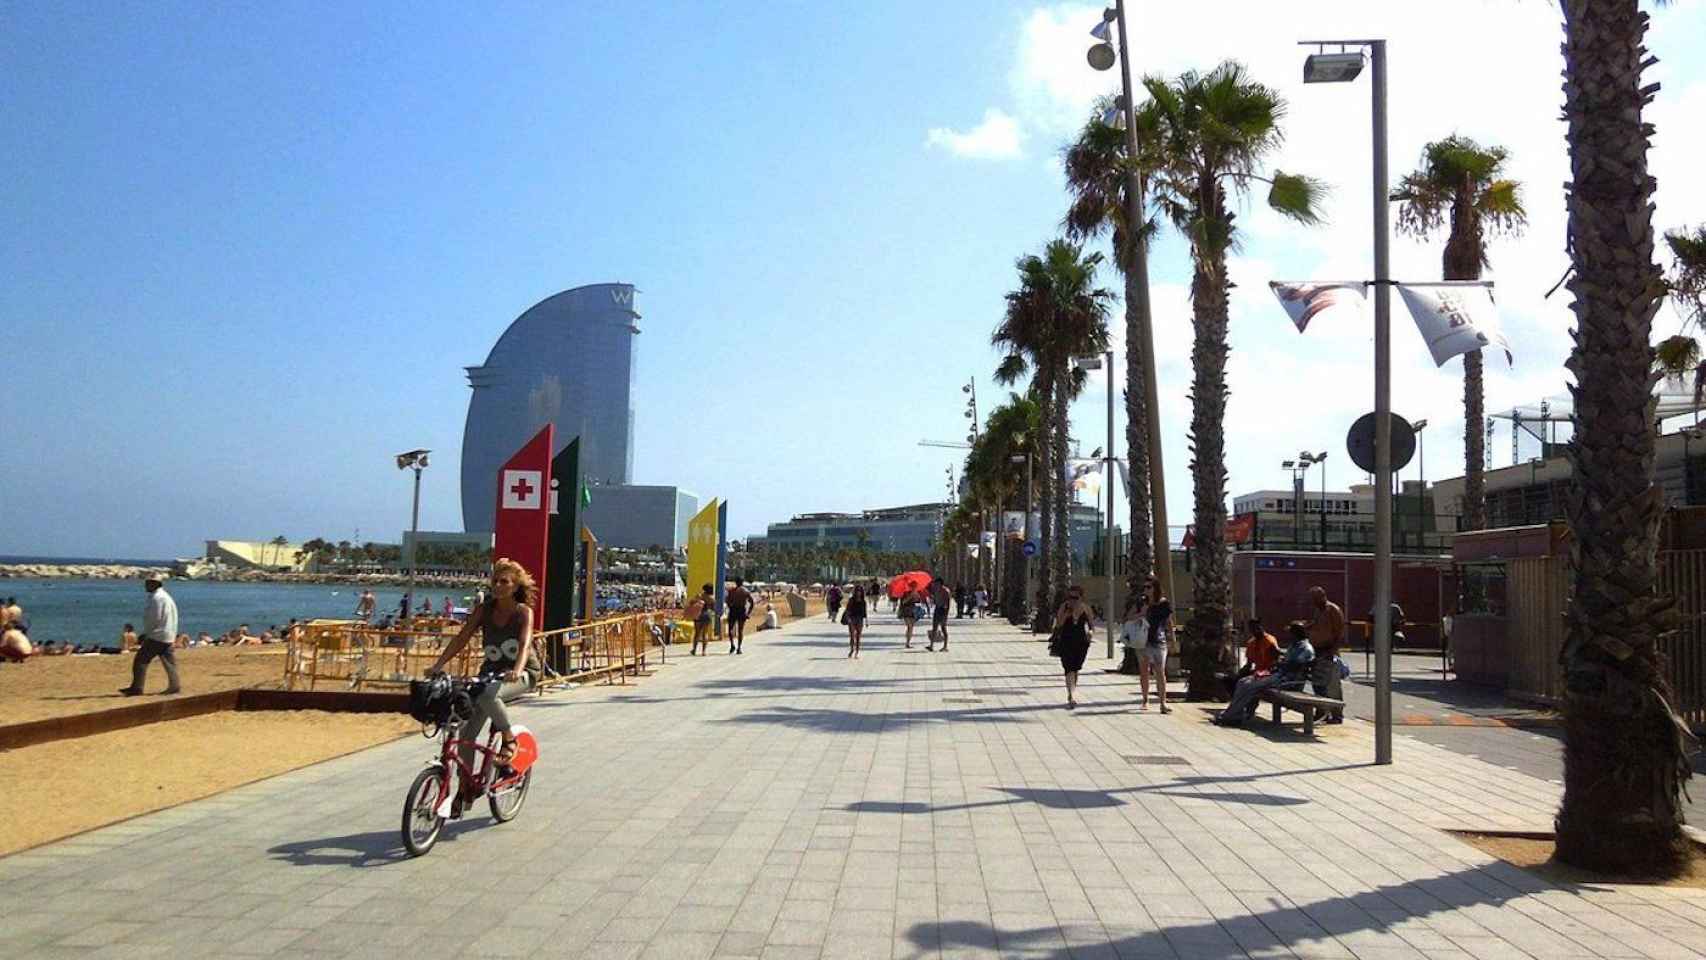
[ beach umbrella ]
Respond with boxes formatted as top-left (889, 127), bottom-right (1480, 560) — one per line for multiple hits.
top-left (887, 571), bottom-right (932, 599)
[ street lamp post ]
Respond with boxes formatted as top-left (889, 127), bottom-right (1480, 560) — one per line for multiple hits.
top-left (1075, 351), bottom-right (1118, 659)
top-left (395, 449), bottom-right (430, 622)
top-left (1089, 2), bottom-right (1172, 602)
top-left (1012, 452), bottom-right (1034, 622)
top-left (1303, 38), bottom-right (1393, 765)
top-left (1413, 419), bottom-right (1429, 546)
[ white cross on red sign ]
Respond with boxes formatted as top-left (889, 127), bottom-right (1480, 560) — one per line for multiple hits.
top-left (501, 469), bottom-right (543, 510)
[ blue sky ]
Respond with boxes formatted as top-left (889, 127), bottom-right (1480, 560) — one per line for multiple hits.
top-left (5, 1), bottom-right (1704, 559)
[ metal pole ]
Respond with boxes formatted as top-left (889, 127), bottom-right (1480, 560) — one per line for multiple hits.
top-left (1105, 349), bottom-right (1117, 658)
top-left (1113, 0), bottom-right (1173, 602)
top-left (407, 465), bottom-right (422, 622)
top-left (1371, 39), bottom-right (1394, 766)
top-left (1026, 453), bottom-right (1036, 621)
top-left (1319, 461), bottom-right (1327, 550)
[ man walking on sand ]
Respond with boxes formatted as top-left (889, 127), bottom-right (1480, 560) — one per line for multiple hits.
top-left (120, 574), bottom-right (180, 696)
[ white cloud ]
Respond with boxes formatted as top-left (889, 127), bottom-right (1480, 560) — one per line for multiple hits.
top-left (925, 109), bottom-right (1024, 160)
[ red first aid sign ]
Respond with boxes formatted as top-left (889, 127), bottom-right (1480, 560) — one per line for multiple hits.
top-left (493, 426), bottom-right (553, 624)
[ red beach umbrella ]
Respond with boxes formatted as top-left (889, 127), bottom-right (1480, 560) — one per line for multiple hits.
top-left (887, 571), bottom-right (932, 599)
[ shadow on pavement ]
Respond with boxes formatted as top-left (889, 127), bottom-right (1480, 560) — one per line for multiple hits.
top-left (906, 860), bottom-right (1619, 960)
top-left (846, 781), bottom-right (1309, 816)
top-left (266, 821), bottom-right (489, 867)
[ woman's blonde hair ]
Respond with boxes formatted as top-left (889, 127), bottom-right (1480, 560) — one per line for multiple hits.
top-left (490, 558), bottom-right (536, 604)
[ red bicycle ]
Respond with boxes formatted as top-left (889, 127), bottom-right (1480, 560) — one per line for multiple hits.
top-left (402, 676), bottom-right (537, 857)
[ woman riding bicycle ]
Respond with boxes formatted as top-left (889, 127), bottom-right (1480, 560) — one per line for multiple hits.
top-left (428, 558), bottom-right (535, 774)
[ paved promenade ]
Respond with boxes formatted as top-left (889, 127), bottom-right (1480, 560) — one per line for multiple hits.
top-left (5, 609), bottom-right (1706, 959)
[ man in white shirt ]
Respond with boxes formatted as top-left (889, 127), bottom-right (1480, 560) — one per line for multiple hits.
top-left (120, 574), bottom-right (181, 696)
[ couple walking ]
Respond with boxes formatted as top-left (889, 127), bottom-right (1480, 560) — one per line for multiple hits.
top-left (1051, 577), bottom-right (1173, 711)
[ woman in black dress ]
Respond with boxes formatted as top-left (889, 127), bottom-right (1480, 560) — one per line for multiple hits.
top-left (844, 585), bottom-right (868, 658)
top-left (1052, 584), bottom-right (1095, 708)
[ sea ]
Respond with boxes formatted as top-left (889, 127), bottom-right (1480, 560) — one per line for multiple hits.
top-left (0, 557), bottom-right (478, 648)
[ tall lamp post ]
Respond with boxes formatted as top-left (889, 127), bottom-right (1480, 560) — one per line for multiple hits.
top-left (1412, 419), bottom-right (1429, 547)
top-left (963, 380), bottom-right (983, 586)
top-left (1301, 38), bottom-right (1393, 765)
top-left (1088, 2), bottom-right (1172, 602)
top-left (1012, 452), bottom-right (1034, 621)
top-left (1075, 351), bottom-right (1117, 658)
top-left (395, 449), bottom-right (430, 621)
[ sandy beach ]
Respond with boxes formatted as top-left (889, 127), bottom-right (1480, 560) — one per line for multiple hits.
top-left (0, 646), bottom-right (288, 725)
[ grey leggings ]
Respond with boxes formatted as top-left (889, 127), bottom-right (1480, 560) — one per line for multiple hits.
top-left (457, 674), bottom-right (530, 770)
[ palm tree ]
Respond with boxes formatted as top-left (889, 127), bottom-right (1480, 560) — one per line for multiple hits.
top-left (1553, 0), bottom-right (1694, 878)
top-left (1144, 62), bottom-right (1323, 698)
top-left (1063, 97), bottom-right (1165, 596)
top-left (966, 394), bottom-right (1043, 619)
top-left (1659, 225), bottom-right (1706, 398)
top-left (993, 240), bottom-right (1115, 626)
top-left (1394, 136), bottom-right (1526, 532)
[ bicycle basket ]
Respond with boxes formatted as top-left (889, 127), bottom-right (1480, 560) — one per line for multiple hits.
top-left (408, 675), bottom-right (456, 725)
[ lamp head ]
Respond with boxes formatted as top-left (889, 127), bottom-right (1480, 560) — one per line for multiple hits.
top-left (1282, 460), bottom-right (1296, 469)
top-left (1087, 42), bottom-right (1116, 71)
top-left (395, 449), bottom-right (431, 470)
top-left (1090, 20), bottom-right (1111, 41)
top-left (1303, 51), bottom-right (1365, 83)
top-left (961, 383), bottom-right (972, 394)
top-left (1413, 419), bottom-right (1429, 431)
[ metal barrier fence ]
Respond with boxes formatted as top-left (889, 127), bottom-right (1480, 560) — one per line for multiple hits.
top-left (283, 612), bottom-right (677, 691)
top-left (1501, 550), bottom-right (1706, 730)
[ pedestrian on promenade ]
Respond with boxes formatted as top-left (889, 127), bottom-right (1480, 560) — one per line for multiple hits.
top-left (1051, 584), bottom-right (1094, 709)
top-left (927, 578), bottom-right (953, 652)
top-left (975, 584), bottom-right (989, 617)
top-left (826, 584), bottom-right (843, 622)
top-left (844, 584), bottom-right (868, 658)
top-left (120, 574), bottom-right (181, 696)
top-left (686, 584), bottom-right (714, 656)
top-left (953, 582), bottom-right (968, 618)
top-left (726, 577), bottom-right (755, 654)
top-left (1305, 586), bottom-right (1346, 723)
top-left (1138, 577), bottom-right (1173, 714)
top-left (900, 585), bottom-right (924, 648)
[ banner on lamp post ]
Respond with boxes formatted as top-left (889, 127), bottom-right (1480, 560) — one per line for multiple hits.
top-left (1396, 281), bottom-right (1513, 366)
top-left (1269, 281), bottom-right (1367, 332)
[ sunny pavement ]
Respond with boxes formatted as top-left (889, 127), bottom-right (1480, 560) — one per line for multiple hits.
top-left (4, 606), bottom-right (1706, 960)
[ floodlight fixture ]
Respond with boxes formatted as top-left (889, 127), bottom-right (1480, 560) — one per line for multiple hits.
top-left (1413, 419), bottom-right (1429, 431)
top-left (395, 449), bottom-right (431, 470)
top-left (1090, 20), bottom-right (1111, 41)
top-left (961, 383), bottom-right (972, 393)
top-left (1282, 460), bottom-right (1296, 469)
top-left (1302, 50), bottom-right (1365, 84)
top-left (1073, 355), bottom-right (1104, 370)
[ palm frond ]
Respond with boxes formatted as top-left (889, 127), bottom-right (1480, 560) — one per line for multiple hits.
top-left (1665, 225), bottom-right (1706, 330)
top-left (1267, 171), bottom-right (1327, 226)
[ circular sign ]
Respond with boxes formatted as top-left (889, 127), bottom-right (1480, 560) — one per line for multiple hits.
top-left (1087, 43), bottom-right (1116, 71)
top-left (1347, 412), bottom-right (1416, 474)
top-left (1022, 541), bottom-right (1039, 558)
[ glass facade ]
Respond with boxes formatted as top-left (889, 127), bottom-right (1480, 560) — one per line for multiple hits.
top-left (461, 283), bottom-right (639, 535)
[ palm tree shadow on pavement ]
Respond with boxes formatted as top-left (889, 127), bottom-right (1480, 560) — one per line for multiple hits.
top-left (910, 859), bottom-right (1631, 960)
top-left (845, 780), bottom-right (1310, 817)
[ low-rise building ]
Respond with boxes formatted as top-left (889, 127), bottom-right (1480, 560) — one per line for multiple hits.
top-left (761, 501), bottom-right (1103, 562)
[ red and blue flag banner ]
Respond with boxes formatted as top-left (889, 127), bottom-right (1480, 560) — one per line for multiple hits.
top-left (494, 424), bottom-right (554, 624)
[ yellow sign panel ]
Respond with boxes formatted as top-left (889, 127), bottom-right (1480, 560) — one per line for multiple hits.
top-left (685, 498), bottom-right (721, 612)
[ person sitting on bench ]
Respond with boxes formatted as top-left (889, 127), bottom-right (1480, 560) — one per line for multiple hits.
top-left (1215, 624), bottom-right (1314, 727)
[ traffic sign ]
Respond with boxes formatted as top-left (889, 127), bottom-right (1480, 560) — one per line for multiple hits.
top-left (1022, 540), bottom-right (1038, 557)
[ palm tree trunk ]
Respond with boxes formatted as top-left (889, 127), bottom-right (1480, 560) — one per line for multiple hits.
top-left (1051, 369), bottom-right (1072, 610)
top-left (1123, 245), bottom-right (1156, 594)
top-left (1034, 375), bottom-right (1055, 631)
top-left (1184, 228), bottom-right (1234, 700)
top-left (1462, 349), bottom-right (1487, 530)
top-left (1554, 0), bottom-right (1694, 878)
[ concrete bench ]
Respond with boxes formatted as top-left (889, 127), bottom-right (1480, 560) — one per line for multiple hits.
top-left (1259, 688), bottom-right (1345, 736)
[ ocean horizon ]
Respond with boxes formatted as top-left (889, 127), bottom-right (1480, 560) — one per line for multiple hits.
top-left (1, 554), bottom-right (177, 567)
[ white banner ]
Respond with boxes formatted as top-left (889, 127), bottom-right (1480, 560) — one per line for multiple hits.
top-left (1069, 458), bottom-right (1104, 497)
top-left (1270, 281), bottom-right (1367, 332)
top-left (1397, 281), bottom-right (1512, 367)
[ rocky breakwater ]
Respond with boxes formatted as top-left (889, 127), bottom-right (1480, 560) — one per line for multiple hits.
top-left (0, 563), bottom-right (171, 580)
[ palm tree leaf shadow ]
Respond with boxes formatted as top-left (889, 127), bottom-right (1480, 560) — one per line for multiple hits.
top-left (911, 859), bottom-right (1582, 960)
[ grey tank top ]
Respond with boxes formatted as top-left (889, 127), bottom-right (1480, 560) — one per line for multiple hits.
top-left (479, 602), bottom-right (524, 674)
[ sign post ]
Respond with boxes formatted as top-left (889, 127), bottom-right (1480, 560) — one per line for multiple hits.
top-left (493, 425), bottom-right (554, 624)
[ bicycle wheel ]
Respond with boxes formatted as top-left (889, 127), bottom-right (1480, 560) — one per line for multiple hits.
top-left (487, 768), bottom-right (531, 822)
top-left (402, 767), bottom-right (447, 856)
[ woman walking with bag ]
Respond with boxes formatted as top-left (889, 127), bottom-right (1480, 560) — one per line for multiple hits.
top-left (844, 584), bottom-right (868, 658)
top-left (1138, 577), bottom-right (1172, 713)
top-left (686, 584), bottom-right (714, 656)
top-left (1051, 584), bottom-right (1094, 709)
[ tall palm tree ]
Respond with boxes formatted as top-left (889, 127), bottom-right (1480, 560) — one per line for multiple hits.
top-left (1063, 96), bottom-right (1165, 595)
top-left (1394, 136), bottom-right (1526, 531)
top-left (1553, 0), bottom-right (1694, 878)
top-left (1145, 62), bottom-right (1323, 698)
top-left (993, 240), bottom-right (1115, 625)
top-left (966, 394), bottom-right (1043, 619)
